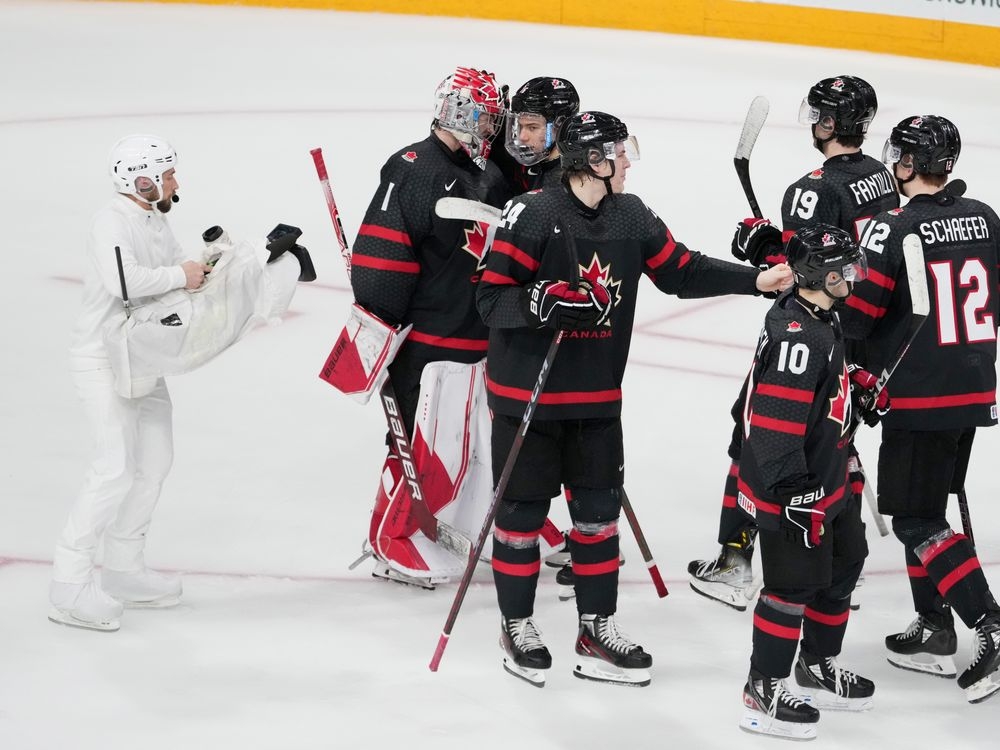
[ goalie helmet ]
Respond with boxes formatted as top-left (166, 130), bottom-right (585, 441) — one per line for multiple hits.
top-left (558, 111), bottom-right (635, 172)
top-left (883, 115), bottom-right (961, 175)
top-left (432, 67), bottom-right (504, 168)
top-left (800, 75), bottom-right (877, 137)
top-left (785, 224), bottom-right (867, 292)
top-left (505, 77), bottom-right (580, 166)
top-left (108, 134), bottom-right (177, 199)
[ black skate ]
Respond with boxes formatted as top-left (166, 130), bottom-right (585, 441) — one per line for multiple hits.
top-left (741, 668), bottom-right (820, 741)
top-left (958, 612), bottom-right (1000, 704)
top-left (885, 610), bottom-right (957, 678)
top-left (574, 614), bottom-right (652, 687)
top-left (687, 543), bottom-right (760, 612)
top-left (555, 564), bottom-right (575, 602)
top-left (794, 649), bottom-right (874, 711)
top-left (500, 617), bottom-right (551, 688)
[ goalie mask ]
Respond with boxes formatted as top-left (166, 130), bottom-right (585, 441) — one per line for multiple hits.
top-left (504, 77), bottom-right (580, 166)
top-left (109, 134), bottom-right (177, 204)
top-left (432, 67), bottom-right (505, 169)
top-left (786, 224), bottom-right (867, 301)
top-left (883, 115), bottom-right (961, 177)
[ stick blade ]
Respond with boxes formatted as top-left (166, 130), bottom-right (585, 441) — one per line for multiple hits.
top-left (435, 197), bottom-right (502, 224)
top-left (902, 233), bottom-right (929, 318)
top-left (734, 96), bottom-right (770, 161)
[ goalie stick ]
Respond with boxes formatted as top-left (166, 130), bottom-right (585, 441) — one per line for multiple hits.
top-left (850, 233), bottom-right (930, 537)
top-left (310, 148), bottom-right (472, 561)
top-left (733, 96), bottom-right (770, 219)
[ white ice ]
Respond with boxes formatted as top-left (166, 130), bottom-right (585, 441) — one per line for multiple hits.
top-left (2, 2), bottom-right (999, 748)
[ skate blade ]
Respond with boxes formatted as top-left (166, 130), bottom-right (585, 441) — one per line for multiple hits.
top-left (371, 569), bottom-right (439, 590)
top-left (573, 656), bottom-right (650, 687)
top-left (502, 657), bottom-right (546, 687)
top-left (965, 671), bottom-right (1000, 704)
top-left (557, 584), bottom-right (575, 602)
top-left (47, 607), bottom-right (120, 632)
top-left (739, 710), bottom-right (817, 741)
top-left (688, 579), bottom-right (752, 612)
top-left (796, 687), bottom-right (873, 712)
top-left (119, 594), bottom-right (182, 609)
top-left (886, 652), bottom-right (956, 679)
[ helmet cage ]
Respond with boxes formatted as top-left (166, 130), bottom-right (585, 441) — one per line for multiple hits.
top-left (433, 68), bottom-right (504, 166)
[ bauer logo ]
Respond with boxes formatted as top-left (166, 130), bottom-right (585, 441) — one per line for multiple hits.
top-left (127, 164), bottom-right (148, 172)
top-left (737, 491), bottom-right (756, 518)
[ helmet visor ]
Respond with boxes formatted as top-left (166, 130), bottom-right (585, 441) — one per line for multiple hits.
top-left (842, 251), bottom-right (868, 283)
top-left (798, 99), bottom-right (835, 131)
top-left (505, 112), bottom-right (555, 166)
top-left (590, 135), bottom-right (640, 165)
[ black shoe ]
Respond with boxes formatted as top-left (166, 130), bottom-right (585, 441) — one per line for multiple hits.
top-left (886, 609), bottom-right (957, 678)
top-left (741, 668), bottom-right (820, 740)
top-left (958, 612), bottom-right (1000, 703)
top-left (794, 649), bottom-right (874, 711)
top-left (574, 614), bottom-right (651, 686)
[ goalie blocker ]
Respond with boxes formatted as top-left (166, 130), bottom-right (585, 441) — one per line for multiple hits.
top-left (319, 304), bottom-right (411, 404)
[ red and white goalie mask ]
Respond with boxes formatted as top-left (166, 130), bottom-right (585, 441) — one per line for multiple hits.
top-left (433, 67), bottom-right (505, 169)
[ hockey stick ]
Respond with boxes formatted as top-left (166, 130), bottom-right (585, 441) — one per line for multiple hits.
top-left (851, 233), bottom-right (930, 537)
top-left (310, 149), bottom-right (473, 561)
top-left (430, 219), bottom-right (576, 672)
top-left (734, 96), bottom-right (770, 219)
top-left (619, 488), bottom-right (668, 598)
top-left (958, 488), bottom-right (975, 547)
top-left (435, 197), bottom-right (503, 225)
top-left (114, 246), bottom-right (131, 319)
top-left (310, 147), bottom-right (351, 277)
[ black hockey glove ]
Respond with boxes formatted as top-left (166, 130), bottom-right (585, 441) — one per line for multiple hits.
top-left (777, 484), bottom-right (826, 549)
top-left (526, 278), bottom-right (611, 331)
top-left (847, 364), bottom-right (890, 427)
top-left (732, 218), bottom-right (784, 270)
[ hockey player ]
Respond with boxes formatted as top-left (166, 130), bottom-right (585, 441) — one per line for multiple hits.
top-left (689, 75), bottom-right (898, 610)
top-left (737, 225), bottom-right (876, 741)
top-left (477, 111), bottom-right (792, 687)
top-left (345, 67), bottom-right (511, 588)
top-left (839, 115), bottom-right (1000, 704)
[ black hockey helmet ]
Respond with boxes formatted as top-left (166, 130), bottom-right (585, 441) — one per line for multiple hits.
top-left (558, 111), bottom-right (633, 172)
top-left (884, 115), bottom-right (961, 175)
top-left (785, 224), bottom-right (867, 292)
top-left (505, 77), bottom-right (581, 166)
top-left (800, 75), bottom-right (877, 137)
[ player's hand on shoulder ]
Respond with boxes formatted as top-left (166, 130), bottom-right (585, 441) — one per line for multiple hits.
top-left (733, 218), bottom-right (784, 269)
top-left (756, 262), bottom-right (793, 294)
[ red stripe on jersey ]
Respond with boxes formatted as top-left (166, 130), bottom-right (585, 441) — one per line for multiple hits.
top-left (572, 559), bottom-right (620, 576)
top-left (359, 223), bottom-right (412, 247)
top-left (753, 613), bottom-right (801, 641)
top-left (491, 558), bottom-right (541, 577)
top-left (492, 239), bottom-right (540, 272)
top-left (352, 254), bottom-right (420, 274)
top-left (735, 478), bottom-right (782, 516)
top-left (487, 377), bottom-right (622, 405)
top-left (646, 237), bottom-right (678, 270)
top-left (843, 294), bottom-right (886, 318)
top-left (804, 607), bottom-right (850, 627)
top-left (756, 383), bottom-right (814, 403)
top-left (722, 491), bottom-right (737, 508)
top-left (892, 391), bottom-right (996, 410)
top-left (408, 330), bottom-right (489, 351)
top-left (865, 266), bottom-right (896, 290)
top-left (938, 558), bottom-right (982, 596)
top-left (480, 269), bottom-right (519, 285)
top-left (750, 413), bottom-right (807, 436)
top-left (907, 565), bottom-right (929, 578)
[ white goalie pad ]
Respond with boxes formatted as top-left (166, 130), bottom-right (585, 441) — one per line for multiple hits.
top-left (103, 238), bottom-right (300, 399)
top-left (372, 359), bottom-right (494, 580)
top-left (318, 304), bottom-right (411, 404)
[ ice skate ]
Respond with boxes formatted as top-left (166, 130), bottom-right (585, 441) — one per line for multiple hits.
top-left (958, 612), bottom-right (1000, 704)
top-left (574, 614), bottom-right (652, 687)
top-left (371, 560), bottom-right (443, 590)
top-left (500, 616), bottom-right (551, 687)
top-left (885, 610), bottom-right (957, 678)
top-left (687, 543), bottom-right (760, 612)
top-left (793, 649), bottom-right (874, 711)
top-left (102, 568), bottom-right (182, 608)
top-left (555, 564), bottom-right (575, 601)
top-left (48, 580), bottom-right (123, 632)
top-left (740, 668), bottom-right (820, 741)
top-left (545, 533), bottom-right (571, 568)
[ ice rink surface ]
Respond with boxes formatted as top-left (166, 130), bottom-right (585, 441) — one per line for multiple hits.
top-left (2, 1), bottom-right (1000, 747)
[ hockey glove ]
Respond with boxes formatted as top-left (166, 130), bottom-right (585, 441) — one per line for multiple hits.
top-left (847, 364), bottom-right (890, 427)
top-left (526, 278), bottom-right (611, 331)
top-left (778, 485), bottom-right (826, 549)
top-left (732, 218), bottom-right (784, 270)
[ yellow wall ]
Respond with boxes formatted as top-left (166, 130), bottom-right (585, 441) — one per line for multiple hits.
top-left (104, 0), bottom-right (1000, 68)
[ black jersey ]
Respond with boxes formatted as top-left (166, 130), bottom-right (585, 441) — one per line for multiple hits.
top-left (781, 152), bottom-right (899, 243)
top-left (735, 291), bottom-right (853, 530)
top-left (839, 191), bottom-right (1000, 430)
top-left (477, 184), bottom-right (761, 420)
top-left (351, 133), bottom-right (511, 364)
top-left (489, 145), bottom-right (562, 194)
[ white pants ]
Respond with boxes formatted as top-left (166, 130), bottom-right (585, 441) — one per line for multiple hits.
top-left (52, 366), bottom-right (174, 583)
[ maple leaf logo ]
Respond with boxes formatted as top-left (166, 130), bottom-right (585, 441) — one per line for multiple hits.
top-left (462, 221), bottom-right (490, 269)
top-left (828, 362), bottom-right (851, 435)
top-left (577, 253), bottom-right (621, 325)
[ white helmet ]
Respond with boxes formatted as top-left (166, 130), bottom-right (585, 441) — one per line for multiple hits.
top-left (108, 134), bottom-right (177, 200)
